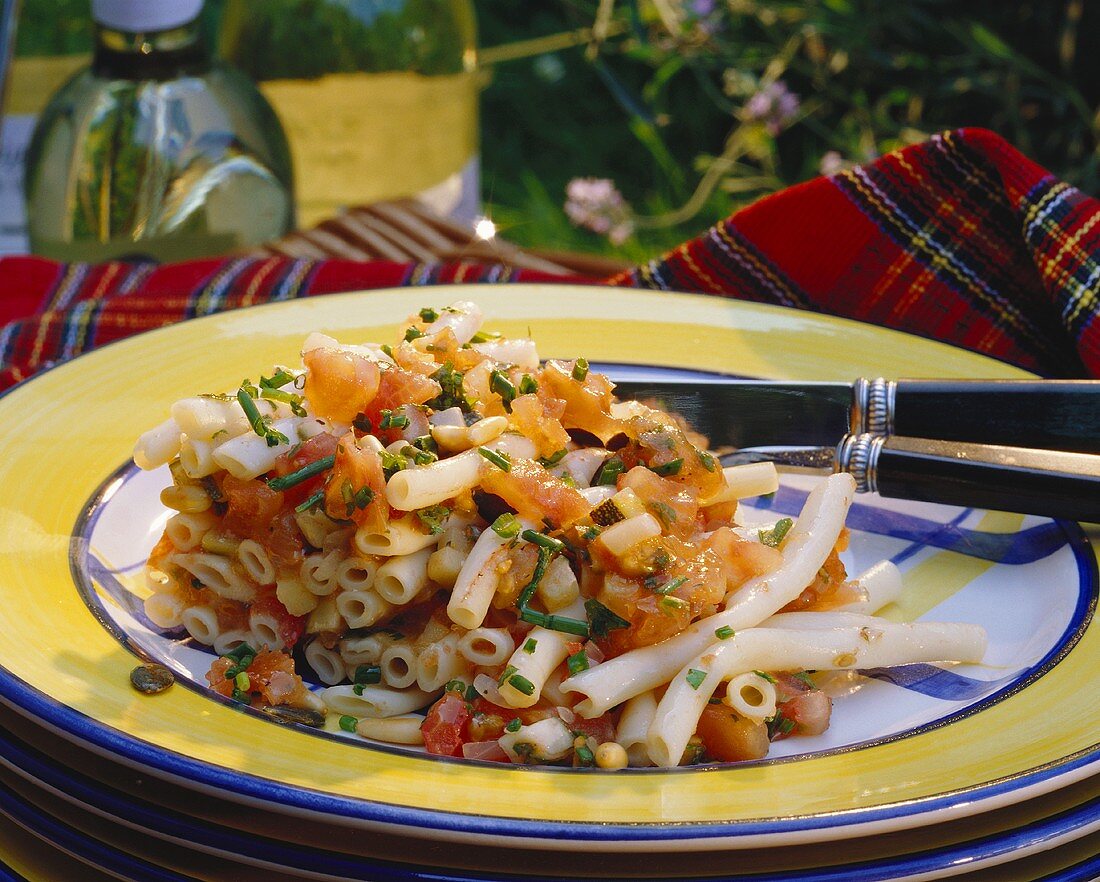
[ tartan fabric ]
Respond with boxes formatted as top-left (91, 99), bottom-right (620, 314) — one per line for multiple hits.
top-left (2, 127), bottom-right (1098, 391)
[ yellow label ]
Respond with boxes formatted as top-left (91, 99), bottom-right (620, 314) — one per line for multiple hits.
top-left (260, 70), bottom-right (478, 227)
top-left (6, 55), bottom-right (90, 115)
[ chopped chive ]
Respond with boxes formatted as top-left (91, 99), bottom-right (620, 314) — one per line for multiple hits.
top-left (516, 547), bottom-right (552, 610)
top-left (584, 599), bottom-right (630, 638)
top-left (352, 684), bottom-right (365, 695)
top-left (537, 448), bottom-right (567, 468)
top-left (753, 670), bottom-right (777, 683)
top-left (498, 664), bottom-right (518, 686)
top-left (224, 643), bottom-right (256, 663)
top-left (567, 649), bottom-right (590, 675)
top-left (649, 458), bottom-right (684, 477)
top-left (379, 409), bottom-right (410, 430)
top-left (519, 609), bottom-right (590, 636)
top-left (659, 596), bottom-right (687, 614)
top-left (490, 369), bottom-right (517, 410)
top-left (380, 344), bottom-right (394, 358)
top-left (519, 375), bottom-right (538, 395)
top-left (258, 386), bottom-right (307, 416)
top-left (404, 327), bottom-right (425, 342)
top-left (521, 529), bottom-right (565, 554)
top-left (268, 455), bottom-right (335, 491)
top-left (505, 717), bottom-right (522, 733)
top-left (490, 513), bottom-right (522, 539)
top-left (574, 740), bottom-right (595, 766)
top-left (523, 638), bottom-right (538, 654)
top-left (260, 368), bottom-right (296, 389)
top-left (469, 329), bottom-right (502, 344)
top-left (571, 357), bottom-right (589, 382)
top-left (294, 489), bottom-right (325, 513)
top-left (759, 517), bottom-right (794, 548)
top-left (685, 668), bottom-right (707, 690)
top-left (697, 450), bottom-right (717, 472)
top-left (508, 673), bottom-right (536, 696)
top-left (792, 671), bottom-right (817, 688)
top-left (234, 672), bottom-right (250, 691)
top-left (594, 457), bottom-right (625, 486)
top-left (353, 664), bottom-right (382, 685)
top-left (339, 715), bottom-right (358, 733)
top-left (715, 625), bottom-right (735, 640)
top-left (477, 446), bottom-right (512, 472)
top-left (419, 307), bottom-right (439, 323)
top-left (653, 576), bottom-right (687, 595)
top-left (231, 688), bottom-right (249, 703)
top-left (412, 434), bottom-right (437, 453)
top-left (380, 450), bottom-right (408, 479)
top-left (416, 504), bottom-right (450, 535)
top-left (444, 679), bottom-right (466, 694)
top-left (236, 387), bottom-right (288, 447)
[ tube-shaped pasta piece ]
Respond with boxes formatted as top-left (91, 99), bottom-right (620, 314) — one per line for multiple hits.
top-left (133, 418), bottom-right (183, 470)
top-left (171, 552), bottom-right (254, 602)
top-left (238, 539), bottom-right (276, 586)
top-left (700, 462), bottom-right (780, 506)
top-left (339, 630), bottom-right (401, 668)
top-left (305, 639), bottom-right (348, 686)
top-left (212, 629), bottom-right (252, 657)
top-left (646, 615), bottom-right (987, 768)
top-left (164, 511), bottom-right (217, 552)
top-left (498, 598), bottom-right (587, 708)
top-left (179, 436), bottom-right (217, 479)
top-left (579, 485), bottom-right (616, 508)
top-left (144, 592), bottom-right (187, 630)
top-left (171, 396), bottom-right (252, 443)
top-left (555, 449), bottom-right (611, 488)
top-left (615, 690), bottom-right (658, 768)
top-left (321, 684), bottom-right (436, 718)
top-left (562, 474), bottom-right (856, 717)
top-left (159, 483), bottom-right (212, 514)
top-left (424, 299), bottom-right (483, 343)
top-left (457, 628), bottom-right (515, 666)
top-left (832, 561), bottom-right (904, 615)
top-left (212, 418), bottom-right (300, 480)
top-left (336, 590), bottom-right (393, 630)
top-left (416, 632), bottom-right (470, 692)
top-left (380, 641), bottom-right (419, 688)
top-left (374, 547), bottom-right (433, 605)
top-left (447, 525), bottom-right (512, 630)
top-left (498, 717), bottom-right (574, 763)
top-left (355, 714), bottom-right (425, 745)
top-left (725, 672), bottom-right (778, 722)
top-left (335, 556), bottom-right (378, 593)
top-left (181, 605), bottom-right (220, 645)
top-left (354, 517), bottom-right (439, 557)
top-left (597, 513), bottom-right (663, 557)
top-left (471, 338), bottom-right (539, 369)
top-left (250, 604), bottom-right (292, 651)
top-left (301, 551), bottom-right (341, 596)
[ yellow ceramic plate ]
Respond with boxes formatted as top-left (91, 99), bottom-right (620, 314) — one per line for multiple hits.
top-left (0, 285), bottom-right (1095, 852)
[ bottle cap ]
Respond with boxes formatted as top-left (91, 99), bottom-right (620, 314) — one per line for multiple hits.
top-left (91, 0), bottom-right (204, 32)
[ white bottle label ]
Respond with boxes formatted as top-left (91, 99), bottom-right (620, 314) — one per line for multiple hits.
top-left (0, 114), bottom-right (32, 255)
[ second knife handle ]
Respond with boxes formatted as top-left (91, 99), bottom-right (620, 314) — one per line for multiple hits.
top-left (838, 434), bottom-right (1100, 522)
top-left (862, 378), bottom-right (1100, 454)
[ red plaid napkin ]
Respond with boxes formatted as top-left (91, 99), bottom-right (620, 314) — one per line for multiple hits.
top-left (2, 127), bottom-right (1097, 391)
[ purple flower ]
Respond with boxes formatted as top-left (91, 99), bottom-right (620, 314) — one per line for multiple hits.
top-left (564, 178), bottom-right (635, 245)
top-left (742, 80), bottom-right (800, 136)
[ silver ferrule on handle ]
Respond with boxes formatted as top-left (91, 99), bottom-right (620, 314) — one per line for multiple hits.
top-left (850, 377), bottom-right (897, 437)
top-left (835, 433), bottom-right (886, 493)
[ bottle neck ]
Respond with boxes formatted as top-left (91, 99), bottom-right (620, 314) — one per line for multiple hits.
top-left (92, 17), bottom-right (209, 80)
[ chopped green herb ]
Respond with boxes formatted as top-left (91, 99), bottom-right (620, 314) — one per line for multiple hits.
top-left (767, 711), bottom-right (796, 739)
top-left (268, 457), bottom-right (337, 492)
top-left (477, 446), bottom-right (512, 472)
top-left (521, 529), bottom-right (565, 554)
top-left (469, 329), bottom-right (502, 344)
top-left (508, 673), bottom-right (536, 696)
top-left (792, 671), bottom-right (817, 688)
top-left (294, 490), bottom-right (326, 513)
top-left (236, 387), bottom-right (289, 447)
top-left (567, 649), bottom-right (590, 675)
top-left (574, 740), bottom-right (595, 766)
top-left (580, 525), bottom-right (602, 542)
top-left (352, 683), bottom-right (365, 695)
top-left (516, 547), bottom-right (552, 610)
top-left (753, 670), bottom-right (778, 683)
top-left (380, 344), bottom-right (394, 358)
top-left (505, 717), bottom-right (522, 733)
top-left (339, 715), bottom-right (358, 733)
top-left (380, 450), bottom-right (408, 480)
top-left (379, 409), bottom-right (410, 430)
top-left (429, 363), bottom-right (468, 411)
top-left (523, 638), bottom-right (538, 654)
top-left (224, 643), bottom-right (256, 663)
top-left (404, 327), bottom-right (425, 342)
top-left (697, 450), bottom-right (717, 472)
top-left (715, 626), bottom-right (736, 640)
top-left (571, 357), bottom-right (589, 382)
top-left (234, 672), bottom-right (250, 692)
top-left (490, 513), bottom-right (522, 539)
top-left (520, 609), bottom-right (590, 636)
top-left (412, 434), bottom-right (437, 454)
top-left (419, 307), bottom-right (439, 323)
top-left (353, 664), bottom-right (382, 685)
top-left (416, 504), bottom-right (451, 535)
top-left (490, 369), bottom-right (517, 410)
top-left (519, 375), bottom-right (539, 395)
top-left (659, 595), bottom-right (688, 615)
top-left (649, 458), bottom-right (684, 477)
top-left (231, 688), bottom-right (249, 703)
top-left (498, 664), bottom-right (518, 686)
top-left (465, 683), bottom-right (480, 702)
top-left (594, 457), bottom-right (626, 486)
top-left (646, 501), bottom-right (678, 527)
top-left (685, 668), bottom-right (707, 690)
top-left (584, 599), bottom-right (630, 638)
top-left (759, 518), bottom-right (794, 548)
top-left (654, 576), bottom-right (687, 595)
top-left (537, 448), bottom-right (567, 468)
top-left (444, 679), bottom-right (466, 694)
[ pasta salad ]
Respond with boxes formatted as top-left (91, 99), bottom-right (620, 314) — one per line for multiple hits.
top-left (134, 301), bottom-right (986, 768)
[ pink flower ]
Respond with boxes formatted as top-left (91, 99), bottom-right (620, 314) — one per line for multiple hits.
top-left (742, 80), bottom-right (800, 136)
top-left (819, 151), bottom-right (845, 176)
top-left (564, 178), bottom-right (635, 245)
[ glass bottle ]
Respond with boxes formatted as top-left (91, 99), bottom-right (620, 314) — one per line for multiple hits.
top-left (216, 0), bottom-right (478, 226)
top-left (24, 0), bottom-right (294, 263)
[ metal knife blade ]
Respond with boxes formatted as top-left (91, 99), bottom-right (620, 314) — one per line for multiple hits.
top-left (611, 379), bottom-right (854, 448)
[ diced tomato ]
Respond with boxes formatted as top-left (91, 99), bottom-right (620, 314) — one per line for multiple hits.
top-left (537, 360), bottom-right (623, 443)
top-left (323, 431), bottom-right (388, 531)
top-left (272, 432), bottom-right (339, 507)
top-left (479, 457), bottom-right (591, 529)
top-left (360, 366), bottom-right (442, 445)
top-left (509, 393), bottom-right (571, 459)
top-left (421, 692), bottom-right (472, 757)
top-left (695, 704), bottom-right (769, 763)
top-left (302, 348), bottom-right (381, 424)
top-left (221, 474), bottom-right (284, 538)
top-left (250, 596), bottom-right (306, 649)
top-left (570, 712), bottom-right (617, 745)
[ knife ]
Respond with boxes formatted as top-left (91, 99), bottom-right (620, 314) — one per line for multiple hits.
top-left (610, 377), bottom-right (1100, 453)
top-left (722, 435), bottom-right (1100, 522)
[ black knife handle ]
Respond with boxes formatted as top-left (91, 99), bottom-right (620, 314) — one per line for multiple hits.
top-left (859, 378), bottom-right (1100, 453)
top-left (837, 434), bottom-right (1100, 522)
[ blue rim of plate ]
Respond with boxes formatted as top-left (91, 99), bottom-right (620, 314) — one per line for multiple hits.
top-left (0, 289), bottom-right (1096, 848)
top-left (1, 715), bottom-right (1099, 882)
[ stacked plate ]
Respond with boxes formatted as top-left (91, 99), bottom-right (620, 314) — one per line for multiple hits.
top-left (0, 287), bottom-right (1096, 881)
